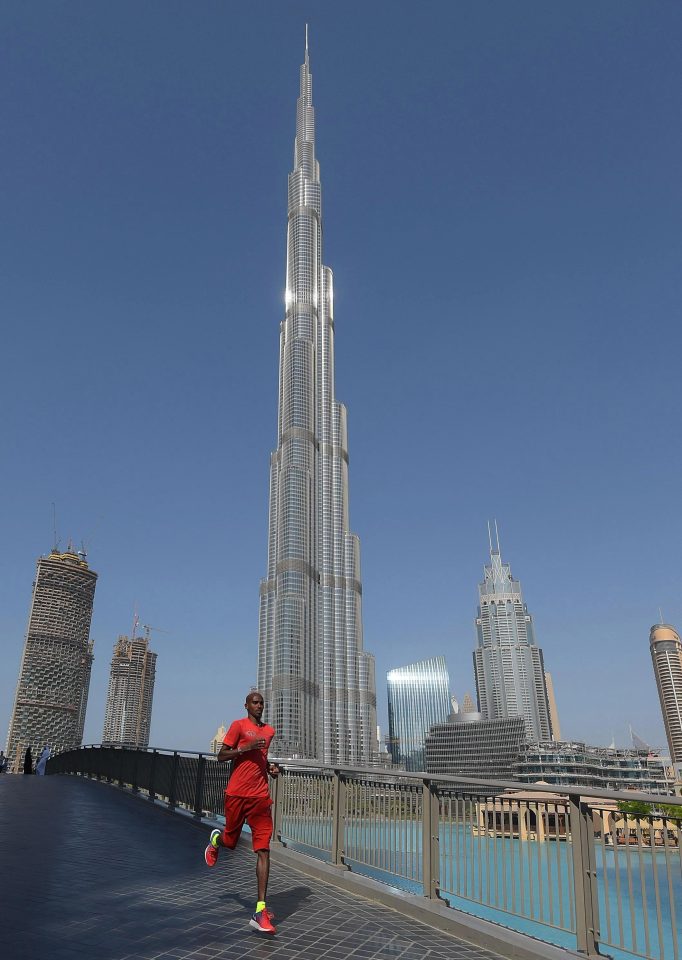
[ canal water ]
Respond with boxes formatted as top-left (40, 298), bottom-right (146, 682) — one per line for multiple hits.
top-left (281, 818), bottom-right (680, 960)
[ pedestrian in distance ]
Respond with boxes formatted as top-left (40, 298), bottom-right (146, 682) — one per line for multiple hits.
top-left (23, 746), bottom-right (33, 774)
top-left (204, 691), bottom-right (281, 934)
top-left (0, 750), bottom-right (6, 773)
top-left (35, 745), bottom-right (51, 775)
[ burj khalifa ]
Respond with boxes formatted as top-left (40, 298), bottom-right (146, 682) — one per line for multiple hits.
top-left (257, 36), bottom-right (377, 763)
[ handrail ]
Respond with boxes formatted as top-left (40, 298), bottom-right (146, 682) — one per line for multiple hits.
top-left (48, 744), bottom-right (682, 960)
top-left (72, 745), bottom-right (682, 806)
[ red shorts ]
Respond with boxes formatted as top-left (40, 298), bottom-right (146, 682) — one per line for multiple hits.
top-left (221, 794), bottom-right (273, 851)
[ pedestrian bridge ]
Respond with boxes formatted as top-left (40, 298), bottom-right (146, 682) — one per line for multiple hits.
top-left (4, 748), bottom-right (679, 960)
top-left (1, 774), bottom-right (508, 960)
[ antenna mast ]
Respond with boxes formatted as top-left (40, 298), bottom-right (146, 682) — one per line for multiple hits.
top-left (51, 503), bottom-right (59, 550)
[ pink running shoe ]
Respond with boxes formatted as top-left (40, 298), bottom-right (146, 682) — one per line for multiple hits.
top-left (204, 828), bottom-right (221, 867)
top-left (249, 909), bottom-right (276, 934)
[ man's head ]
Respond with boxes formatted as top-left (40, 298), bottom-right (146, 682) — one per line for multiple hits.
top-left (245, 691), bottom-right (265, 723)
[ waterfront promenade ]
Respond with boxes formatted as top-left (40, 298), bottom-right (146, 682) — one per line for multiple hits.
top-left (0, 775), bottom-right (505, 960)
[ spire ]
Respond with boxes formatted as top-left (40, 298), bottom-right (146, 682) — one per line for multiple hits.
top-left (487, 519), bottom-right (501, 556)
top-left (293, 28), bottom-right (317, 177)
top-left (484, 519), bottom-right (510, 591)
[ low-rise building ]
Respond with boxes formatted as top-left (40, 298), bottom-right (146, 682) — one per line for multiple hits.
top-left (512, 741), bottom-right (673, 795)
top-left (425, 712), bottom-right (527, 787)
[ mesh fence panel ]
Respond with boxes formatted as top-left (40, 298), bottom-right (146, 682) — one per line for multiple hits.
top-left (203, 758), bottom-right (230, 817)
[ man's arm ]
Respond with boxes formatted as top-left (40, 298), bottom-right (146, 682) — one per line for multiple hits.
top-left (216, 736), bottom-right (267, 763)
top-left (267, 749), bottom-right (281, 778)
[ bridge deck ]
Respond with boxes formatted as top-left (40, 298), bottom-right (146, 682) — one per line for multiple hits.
top-left (0, 775), bottom-right (503, 960)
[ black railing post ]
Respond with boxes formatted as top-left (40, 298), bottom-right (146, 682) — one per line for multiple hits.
top-left (148, 749), bottom-right (157, 801)
top-left (168, 751), bottom-right (179, 810)
top-left (131, 749), bottom-right (139, 793)
top-left (117, 747), bottom-right (125, 787)
top-left (194, 755), bottom-right (206, 818)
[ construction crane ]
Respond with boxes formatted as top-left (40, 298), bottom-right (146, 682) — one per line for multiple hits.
top-left (141, 624), bottom-right (169, 642)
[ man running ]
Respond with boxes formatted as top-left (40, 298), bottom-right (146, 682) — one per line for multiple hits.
top-left (204, 691), bottom-right (280, 934)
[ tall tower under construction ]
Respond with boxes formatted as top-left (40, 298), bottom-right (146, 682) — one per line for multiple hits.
top-left (257, 37), bottom-right (377, 762)
top-left (102, 630), bottom-right (157, 748)
top-left (6, 547), bottom-right (97, 767)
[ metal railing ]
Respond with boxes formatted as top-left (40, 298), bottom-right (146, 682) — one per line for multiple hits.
top-left (48, 747), bottom-right (682, 960)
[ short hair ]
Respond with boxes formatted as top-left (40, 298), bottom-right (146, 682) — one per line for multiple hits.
top-left (246, 690), bottom-right (264, 703)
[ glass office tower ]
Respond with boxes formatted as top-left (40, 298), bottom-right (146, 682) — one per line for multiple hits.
top-left (473, 525), bottom-right (552, 743)
top-left (387, 656), bottom-right (451, 771)
top-left (257, 38), bottom-right (377, 762)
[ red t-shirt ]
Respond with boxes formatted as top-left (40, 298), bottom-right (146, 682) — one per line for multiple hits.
top-left (223, 717), bottom-right (275, 798)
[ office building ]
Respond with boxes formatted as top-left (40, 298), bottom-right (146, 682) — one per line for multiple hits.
top-left (650, 623), bottom-right (682, 778)
top-left (257, 37), bottom-right (376, 762)
top-left (102, 631), bottom-right (157, 748)
top-left (387, 657), bottom-right (451, 771)
top-left (425, 712), bottom-right (527, 785)
top-left (6, 547), bottom-right (97, 767)
top-left (473, 525), bottom-right (552, 742)
top-left (513, 741), bottom-right (673, 795)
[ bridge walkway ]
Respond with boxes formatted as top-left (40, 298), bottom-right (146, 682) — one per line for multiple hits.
top-left (0, 775), bottom-right (504, 960)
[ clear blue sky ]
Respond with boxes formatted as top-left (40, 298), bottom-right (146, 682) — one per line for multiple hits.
top-left (2, 2), bottom-right (680, 754)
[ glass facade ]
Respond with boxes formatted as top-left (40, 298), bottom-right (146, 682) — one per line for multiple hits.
top-left (425, 714), bottom-right (527, 784)
top-left (257, 41), bottom-right (377, 762)
top-left (387, 657), bottom-right (451, 771)
top-left (473, 527), bottom-right (552, 743)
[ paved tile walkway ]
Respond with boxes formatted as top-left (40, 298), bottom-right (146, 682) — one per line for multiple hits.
top-left (0, 775), bottom-right (504, 960)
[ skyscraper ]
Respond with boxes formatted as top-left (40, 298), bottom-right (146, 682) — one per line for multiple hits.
top-left (650, 623), bottom-right (682, 778)
top-left (102, 631), bottom-right (157, 748)
top-left (473, 525), bottom-right (552, 743)
top-left (257, 37), bottom-right (377, 762)
top-left (6, 547), bottom-right (97, 766)
top-left (387, 657), bottom-right (451, 771)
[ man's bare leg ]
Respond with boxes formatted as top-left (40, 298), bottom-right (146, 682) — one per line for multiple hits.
top-left (256, 849), bottom-right (270, 902)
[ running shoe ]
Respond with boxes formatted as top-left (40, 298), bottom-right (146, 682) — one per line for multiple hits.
top-left (249, 909), bottom-right (276, 934)
top-left (204, 828), bottom-right (221, 867)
